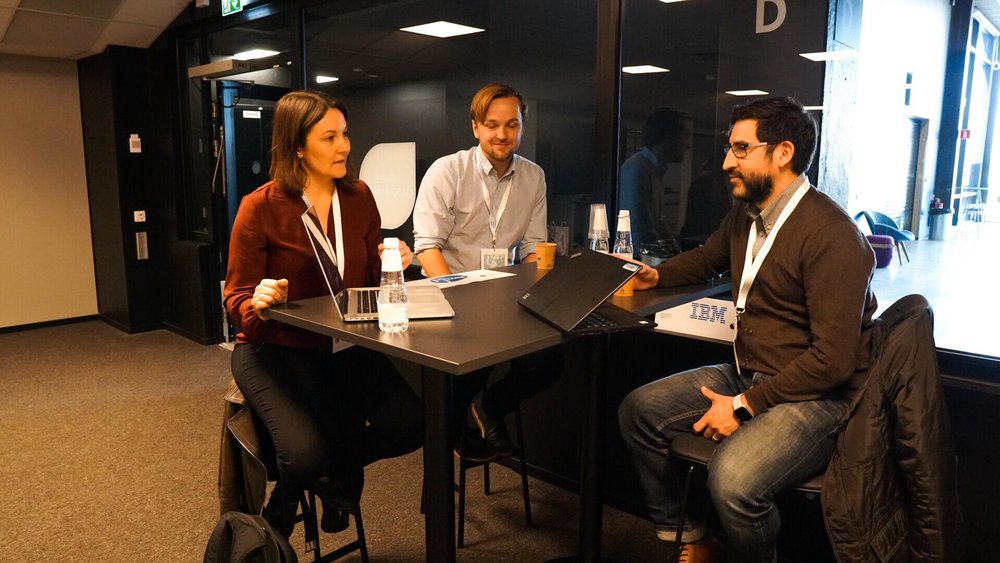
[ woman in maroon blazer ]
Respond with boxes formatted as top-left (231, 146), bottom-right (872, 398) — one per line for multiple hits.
top-left (224, 91), bottom-right (422, 532)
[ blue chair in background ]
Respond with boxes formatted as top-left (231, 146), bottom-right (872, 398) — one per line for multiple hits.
top-left (858, 211), bottom-right (913, 265)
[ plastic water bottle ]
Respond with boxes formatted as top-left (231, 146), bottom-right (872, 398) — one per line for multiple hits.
top-left (377, 237), bottom-right (408, 333)
top-left (613, 210), bottom-right (633, 259)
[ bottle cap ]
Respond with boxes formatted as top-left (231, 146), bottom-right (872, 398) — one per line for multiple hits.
top-left (617, 209), bottom-right (631, 232)
top-left (383, 237), bottom-right (400, 248)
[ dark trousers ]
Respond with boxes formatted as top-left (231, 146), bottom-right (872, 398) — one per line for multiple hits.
top-left (454, 346), bottom-right (563, 426)
top-left (232, 342), bottom-right (423, 486)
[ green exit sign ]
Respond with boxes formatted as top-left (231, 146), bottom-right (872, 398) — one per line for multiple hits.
top-left (222, 0), bottom-right (243, 16)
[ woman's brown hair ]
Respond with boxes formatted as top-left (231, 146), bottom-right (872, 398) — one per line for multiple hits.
top-left (270, 90), bottom-right (356, 193)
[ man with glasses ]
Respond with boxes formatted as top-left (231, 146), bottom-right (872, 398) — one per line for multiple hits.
top-left (618, 97), bottom-right (878, 562)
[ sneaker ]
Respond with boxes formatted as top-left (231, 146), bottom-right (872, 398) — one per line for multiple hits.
top-left (655, 521), bottom-right (707, 544)
top-left (676, 537), bottom-right (724, 563)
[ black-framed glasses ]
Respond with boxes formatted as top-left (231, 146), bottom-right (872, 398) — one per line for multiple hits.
top-left (723, 142), bottom-right (771, 158)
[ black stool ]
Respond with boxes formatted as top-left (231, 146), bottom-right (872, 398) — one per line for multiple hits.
top-left (668, 432), bottom-right (823, 563)
top-left (268, 478), bottom-right (369, 563)
top-left (456, 405), bottom-right (532, 548)
top-left (222, 382), bottom-right (369, 562)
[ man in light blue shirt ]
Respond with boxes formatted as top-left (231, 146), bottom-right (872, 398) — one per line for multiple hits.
top-left (413, 84), bottom-right (548, 275)
top-left (413, 84), bottom-right (558, 461)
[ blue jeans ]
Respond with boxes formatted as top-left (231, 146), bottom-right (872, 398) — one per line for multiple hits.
top-left (618, 363), bottom-right (848, 563)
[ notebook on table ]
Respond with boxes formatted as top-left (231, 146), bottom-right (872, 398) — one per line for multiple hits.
top-left (516, 249), bottom-right (655, 335)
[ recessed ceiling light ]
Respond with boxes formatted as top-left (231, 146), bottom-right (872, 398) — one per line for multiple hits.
top-left (803, 106), bottom-right (823, 111)
top-left (233, 49), bottom-right (280, 61)
top-left (799, 50), bottom-right (858, 62)
top-left (622, 65), bottom-right (670, 74)
top-left (658, 0), bottom-right (689, 3)
top-left (400, 21), bottom-right (484, 38)
top-left (316, 75), bottom-right (339, 84)
top-left (725, 89), bottom-right (769, 96)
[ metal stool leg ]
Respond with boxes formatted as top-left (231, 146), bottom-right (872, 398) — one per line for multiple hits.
top-left (458, 431), bottom-right (468, 548)
top-left (515, 406), bottom-right (532, 526)
top-left (673, 463), bottom-right (696, 563)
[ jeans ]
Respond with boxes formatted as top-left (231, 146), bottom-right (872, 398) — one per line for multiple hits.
top-left (618, 363), bottom-right (848, 563)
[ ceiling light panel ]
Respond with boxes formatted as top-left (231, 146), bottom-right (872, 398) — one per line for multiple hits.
top-left (233, 49), bottom-right (280, 60)
top-left (622, 65), bottom-right (670, 74)
top-left (725, 89), bottom-right (769, 96)
top-left (799, 50), bottom-right (858, 62)
top-left (399, 21), bottom-right (484, 38)
top-left (315, 75), bottom-right (338, 84)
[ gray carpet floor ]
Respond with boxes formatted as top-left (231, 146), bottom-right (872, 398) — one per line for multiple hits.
top-left (1, 320), bottom-right (666, 562)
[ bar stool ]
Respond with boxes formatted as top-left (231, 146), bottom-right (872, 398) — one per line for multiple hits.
top-left (456, 405), bottom-right (532, 548)
top-left (220, 380), bottom-right (369, 562)
top-left (668, 432), bottom-right (823, 563)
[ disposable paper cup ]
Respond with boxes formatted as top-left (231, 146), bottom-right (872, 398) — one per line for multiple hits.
top-left (535, 242), bottom-right (557, 269)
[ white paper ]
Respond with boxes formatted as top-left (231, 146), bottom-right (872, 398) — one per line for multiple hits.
top-left (407, 269), bottom-right (516, 288)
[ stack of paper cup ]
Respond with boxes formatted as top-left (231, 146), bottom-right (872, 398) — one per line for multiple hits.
top-left (588, 203), bottom-right (609, 240)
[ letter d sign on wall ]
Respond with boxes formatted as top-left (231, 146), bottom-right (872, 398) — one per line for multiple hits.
top-left (756, 0), bottom-right (786, 34)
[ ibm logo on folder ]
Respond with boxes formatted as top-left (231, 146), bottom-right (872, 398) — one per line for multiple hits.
top-left (654, 297), bottom-right (737, 344)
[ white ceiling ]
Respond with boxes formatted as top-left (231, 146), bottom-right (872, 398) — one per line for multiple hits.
top-left (0, 0), bottom-right (189, 60)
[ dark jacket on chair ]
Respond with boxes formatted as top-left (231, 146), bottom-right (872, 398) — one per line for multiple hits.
top-left (218, 379), bottom-right (269, 516)
top-left (821, 295), bottom-right (963, 562)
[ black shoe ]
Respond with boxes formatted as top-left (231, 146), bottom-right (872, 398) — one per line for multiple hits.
top-left (467, 395), bottom-right (515, 460)
top-left (320, 505), bottom-right (350, 534)
top-left (312, 475), bottom-right (355, 513)
top-left (455, 427), bottom-right (500, 463)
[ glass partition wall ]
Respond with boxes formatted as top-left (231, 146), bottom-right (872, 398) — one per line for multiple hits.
top-left (176, 0), bottom-right (999, 361)
top-left (303, 0), bottom-right (599, 248)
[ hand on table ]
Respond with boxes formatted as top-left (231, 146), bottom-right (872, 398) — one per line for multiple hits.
top-left (252, 278), bottom-right (288, 318)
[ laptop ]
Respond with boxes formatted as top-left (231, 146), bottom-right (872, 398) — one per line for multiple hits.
top-left (301, 214), bottom-right (455, 322)
top-left (517, 249), bottom-right (655, 335)
top-left (330, 283), bottom-right (455, 322)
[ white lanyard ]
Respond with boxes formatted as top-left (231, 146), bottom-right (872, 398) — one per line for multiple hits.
top-left (733, 182), bottom-right (809, 374)
top-left (301, 189), bottom-right (345, 279)
top-left (476, 150), bottom-right (513, 248)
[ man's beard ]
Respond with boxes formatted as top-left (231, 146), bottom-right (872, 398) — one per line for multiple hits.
top-left (732, 172), bottom-right (773, 205)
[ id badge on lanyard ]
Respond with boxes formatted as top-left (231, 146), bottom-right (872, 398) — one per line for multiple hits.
top-left (478, 151), bottom-right (513, 269)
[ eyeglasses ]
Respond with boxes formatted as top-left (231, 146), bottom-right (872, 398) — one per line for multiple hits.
top-left (723, 142), bottom-right (771, 158)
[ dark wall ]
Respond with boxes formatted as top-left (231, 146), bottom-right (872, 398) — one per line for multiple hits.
top-left (147, 31), bottom-right (222, 343)
top-left (78, 46), bottom-right (160, 333)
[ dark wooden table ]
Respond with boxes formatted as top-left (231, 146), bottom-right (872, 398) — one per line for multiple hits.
top-left (266, 261), bottom-right (729, 562)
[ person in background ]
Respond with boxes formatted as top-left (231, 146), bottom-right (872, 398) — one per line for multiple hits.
top-left (224, 90), bottom-right (422, 535)
top-left (619, 97), bottom-right (877, 562)
top-left (412, 83), bottom-right (559, 462)
top-left (618, 107), bottom-right (692, 254)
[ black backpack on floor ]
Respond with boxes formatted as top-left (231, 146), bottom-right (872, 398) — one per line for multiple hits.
top-left (204, 511), bottom-right (297, 563)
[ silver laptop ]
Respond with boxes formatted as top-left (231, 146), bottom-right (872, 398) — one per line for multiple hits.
top-left (300, 210), bottom-right (454, 322)
top-left (332, 283), bottom-right (455, 322)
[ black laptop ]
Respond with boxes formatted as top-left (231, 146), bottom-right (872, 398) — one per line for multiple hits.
top-left (517, 249), bottom-right (656, 335)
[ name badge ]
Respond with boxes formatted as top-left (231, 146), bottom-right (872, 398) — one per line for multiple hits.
top-left (481, 248), bottom-right (509, 269)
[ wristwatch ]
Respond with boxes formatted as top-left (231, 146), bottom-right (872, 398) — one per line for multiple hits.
top-left (733, 394), bottom-right (754, 423)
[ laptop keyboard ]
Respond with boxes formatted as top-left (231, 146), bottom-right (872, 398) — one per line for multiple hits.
top-left (575, 310), bottom-right (614, 331)
top-left (355, 289), bottom-right (379, 314)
